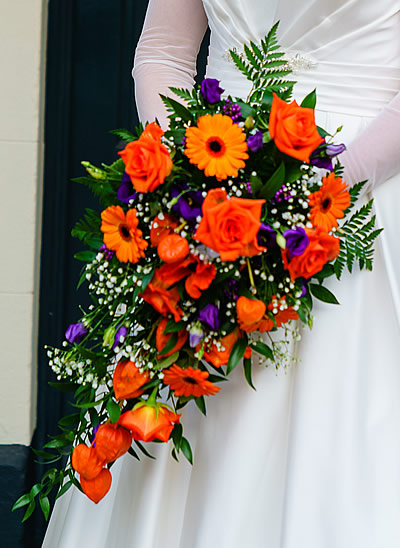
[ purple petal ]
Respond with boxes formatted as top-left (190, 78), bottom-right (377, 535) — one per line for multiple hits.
top-left (65, 322), bottom-right (88, 344)
top-left (113, 325), bottom-right (128, 349)
top-left (198, 304), bottom-right (220, 331)
top-left (200, 78), bottom-right (225, 104)
top-left (283, 227), bottom-right (309, 257)
top-left (247, 131), bottom-right (264, 152)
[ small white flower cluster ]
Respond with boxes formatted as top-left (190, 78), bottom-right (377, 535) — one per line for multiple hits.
top-left (46, 346), bottom-right (102, 389)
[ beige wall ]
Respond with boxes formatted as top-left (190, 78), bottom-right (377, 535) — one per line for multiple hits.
top-left (0, 0), bottom-right (47, 444)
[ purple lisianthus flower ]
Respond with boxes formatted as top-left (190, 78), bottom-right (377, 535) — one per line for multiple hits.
top-left (247, 131), bottom-right (264, 153)
top-left (257, 223), bottom-right (277, 248)
top-left (200, 78), bottom-right (225, 104)
top-left (113, 325), bottom-right (128, 349)
top-left (170, 182), bottom-right (204, 222)
top-left (117, 172), bottom-right (137, 204)
top-left (65, 322), bottom-right (88, 344)
top-left (198, 304), bottom-right (220, 331)
top-left (283, 227), bottom-right (309, 257)
top-left (189, 324), bottom-right (204, 347)
top-left (311, 142), bottom-right (346, 171)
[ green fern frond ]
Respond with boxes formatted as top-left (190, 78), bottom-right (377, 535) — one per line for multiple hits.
top-left (333, 198), bottom-right (383, 279)
top-left (71, 209), bottom-right (102, 249)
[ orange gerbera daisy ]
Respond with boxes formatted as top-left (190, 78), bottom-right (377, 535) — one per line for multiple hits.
top-left (163, 364), bottom-right (220, 397)
top-left (101, 205), bottom-right (148, 263)
top-left (308, 172), bottom-right (351, 231)
top-left (185, 113), bottom-right (248, 180)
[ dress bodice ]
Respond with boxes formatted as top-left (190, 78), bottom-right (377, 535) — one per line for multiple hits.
top-left (202, 0), bottom-right (400, 115)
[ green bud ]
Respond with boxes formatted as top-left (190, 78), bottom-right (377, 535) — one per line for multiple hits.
top-left (276, 233), bottom-right (287, 250)
top-left (81, 161), bottom-right (107, 180)
top-left (245, 116), bottom-right (255, 130)
top-left (103, 325), bottom-right (116, 349)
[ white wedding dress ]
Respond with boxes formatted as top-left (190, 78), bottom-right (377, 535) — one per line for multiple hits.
top-left (43, 1), bottom-right (400, 547)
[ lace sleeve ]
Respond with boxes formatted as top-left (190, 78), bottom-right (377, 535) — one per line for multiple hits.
top-left (341, 91), bottom-right (400, 193)
top-left (133, 0), bottom-right (208, 129)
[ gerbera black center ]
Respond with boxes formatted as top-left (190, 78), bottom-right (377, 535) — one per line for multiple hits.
top-left (183, 376), bottom-right (199, 385)
top-left (119, 224), bottom-right (131, 240)
top-left (322, 197), bottom-right (332, 211)
top-left (206, 136), bottom-right (226, 157)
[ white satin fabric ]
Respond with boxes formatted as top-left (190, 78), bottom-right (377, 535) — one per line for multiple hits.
top-left (44, 2), bottom-right (400, 547)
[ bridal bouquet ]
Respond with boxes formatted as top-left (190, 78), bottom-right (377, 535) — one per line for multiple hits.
top-left (14, 24), bottom-right (381, 519)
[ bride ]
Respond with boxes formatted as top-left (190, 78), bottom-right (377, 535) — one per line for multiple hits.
top-left (43, 1), bottom-right (400, 546)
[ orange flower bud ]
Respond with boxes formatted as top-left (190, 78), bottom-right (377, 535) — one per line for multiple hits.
top-left (157, 234), bottom-right (189, 263)
top-left (201, 328), bottom-right (243, 368)
top-left (236, 296), bottom-right (266, 332)
top-left (93, 424), bottom-right (132, 463)
top-left (113, 360), bottom-right (150, 401)
top-left (72, 444), bottom-right (104, 481)
top-left (80, 468), bottom-right (112, 504)
top-left (156, 318), bottom-right (188, 358)
top-left (118, 405), bottom-right (180, 443)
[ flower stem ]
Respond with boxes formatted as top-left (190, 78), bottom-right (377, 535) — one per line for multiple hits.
top-left (246, 258), bottom-right (257, 294)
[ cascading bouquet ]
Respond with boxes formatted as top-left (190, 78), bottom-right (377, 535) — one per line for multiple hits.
top-left (14, 23), bottom-right (381, 520)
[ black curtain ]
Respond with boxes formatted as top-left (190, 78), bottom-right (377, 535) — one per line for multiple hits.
top-left (28, 1), bottom-right (209, 546)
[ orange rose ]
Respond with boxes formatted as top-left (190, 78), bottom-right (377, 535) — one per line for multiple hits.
top-left (201, 327), bottom-right (243, 367)
top-left (113, 360), bottom-right (150, 401)
top-left (119, 122), bottom-right (172, 193)
top-left (156, 318), bottom-right (188, 357)
top-left (72, 444), bottom-right (104, 480)
top-left (269, 93), bottom-right (324, 162)
top-left (118, 405), bottom-right (180, 443)
top-left (94, 424), bottom-right (132, 464)
top-left (141, 278), bottom-right (182, 322)
top-left (195, 188), bottom-right (266, 261)
top-left (185, 262), bottom-right (216, 299)
top-left (80, 468), bottom-right (112, 504)
top-left (236, 296), bottom-right (267, 332)
top-left (282, 227), bottom-right (340, 280)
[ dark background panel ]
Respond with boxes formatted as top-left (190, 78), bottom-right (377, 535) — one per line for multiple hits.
top-left (19, 1), bottom-right (209, 546)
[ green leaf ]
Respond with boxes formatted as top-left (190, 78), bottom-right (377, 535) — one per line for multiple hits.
top-left (128, 446), bottom-right (140, 461)
top-left (227, 337), bottom-right (248, 375)
top-left (55, 480), bottom-right (73, 500)
top-left (195, 396), bottom-right (207, 416)
top-left (159, 332), bottom-right (178, 355)
top-left (134, 440), bottom-right (156, 460)
top-left (74, 250), bottom-right (96, 262)
top-left (106, 399), bottom-right (121, 423)
top-left (243, 358), bottom-right (256, 390)
top-left (43, 439), bottom-right (68, 450)
top-left (48, 381), bottom-right (77, 393)
top-left (317, 126), bottom-right (330, 138)
top-left (156, 351), bottom-right (180, 370)
top-left (164, 319), bottom-right (186, 334)
top-left (171, 423), bottom-right (183, 449)
top-left (235, 101), bottom-right (256, 118)
top-left (309, 283), bottom-right (339, 304)
top-left (301, 89), bottom-right (316, 109)
top-left (22, 500), bottom-right (36, 523)
top-left (259, 162), bottom-right (285, 199)
top-left (250, 341), bottom-right (274, 361)
top-left (12, 494), bottom-right (31, 511)
top-left (160, 94), bottom-right (194, 122)
top-left (110, 128), bottom-right (136, 143)
top-left (180, 437), bottom-right (193, 465)
top-left (39, 495), bottom-right (50, 521)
